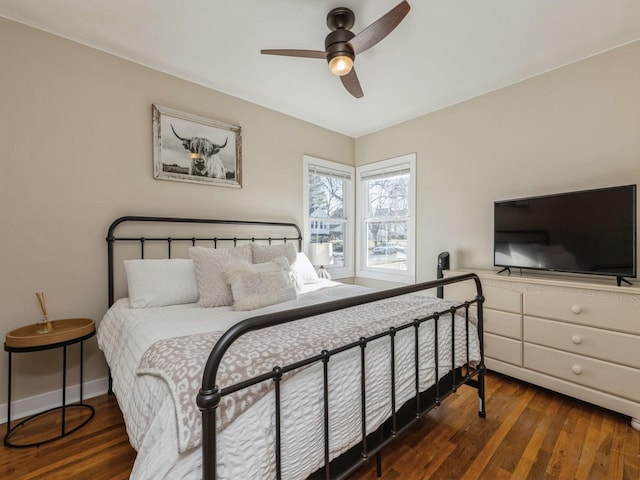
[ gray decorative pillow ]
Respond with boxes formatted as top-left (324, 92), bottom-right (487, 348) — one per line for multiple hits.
top-left (250, 242), bottom-right (298, 266)
top-left (224, 256), bottom-right (297, 311)
top-left (189, 244), bottom-right (253, 307)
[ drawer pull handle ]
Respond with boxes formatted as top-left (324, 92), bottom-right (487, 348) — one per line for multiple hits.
top-left (571, 365), bottom-right (583, 375)
top-left (571, 335), bottom-right (582, 345)
top-left (570, 305), bottom-right (582, 314)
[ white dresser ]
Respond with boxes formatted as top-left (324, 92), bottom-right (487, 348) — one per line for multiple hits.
top-left (444, 269), bottom-right (640, 431)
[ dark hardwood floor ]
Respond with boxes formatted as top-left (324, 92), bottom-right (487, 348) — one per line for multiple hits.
top-left (1, 372), bottom-right (638, 479)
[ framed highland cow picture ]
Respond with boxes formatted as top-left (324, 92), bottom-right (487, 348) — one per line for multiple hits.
top-left (152, 104), bottom-right (242, 187)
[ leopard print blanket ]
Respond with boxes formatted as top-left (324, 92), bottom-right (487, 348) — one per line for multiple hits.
top-left (137, 293), bottom-right (478, 452)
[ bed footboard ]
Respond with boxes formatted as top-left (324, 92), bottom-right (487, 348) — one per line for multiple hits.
top-left (197, 273), bottom-right (485, 480)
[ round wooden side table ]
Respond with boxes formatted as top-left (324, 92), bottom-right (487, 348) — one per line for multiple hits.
top-left (4, 318), bottom-right (96, 448)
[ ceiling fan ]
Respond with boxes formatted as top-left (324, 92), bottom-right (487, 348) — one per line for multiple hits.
top-left (261, 1), bottom-right (411, 98)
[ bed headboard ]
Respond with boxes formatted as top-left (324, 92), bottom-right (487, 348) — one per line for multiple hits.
top-left (106, 215), bottom-right (303, 306)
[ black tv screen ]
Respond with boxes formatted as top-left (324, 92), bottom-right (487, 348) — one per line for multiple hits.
top-left (494, 185), bottom-right (637, 281)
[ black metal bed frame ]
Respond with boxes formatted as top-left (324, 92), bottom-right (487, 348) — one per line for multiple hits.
top-left (107, 215), bottom-right (303, 307)
top-left (106, 216), bottom-right (486, 480)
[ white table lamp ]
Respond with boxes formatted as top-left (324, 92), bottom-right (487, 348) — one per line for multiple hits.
top-left (309, 243), bottom-right (333, 280)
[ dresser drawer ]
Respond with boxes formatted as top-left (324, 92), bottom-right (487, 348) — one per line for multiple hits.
top-left (484, 285), bottom-right (522, 313)
top-left (485, 309), bottom-right (521, 339)
top-left (524, 291), bottom-right (640, 335)
top-left (524, 317), bottom-right (640, 368)
top-left (444, 279), bottom-right (521, 313)
top-left (524, 344), bottom-right (640, 402)
top-left (485, 333), bottom-right (522, 366)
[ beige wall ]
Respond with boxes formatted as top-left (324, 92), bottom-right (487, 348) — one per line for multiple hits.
top-left (0, 18), bottom-right (353, 409)
top-left (356, 41), bottom-right (640, 283)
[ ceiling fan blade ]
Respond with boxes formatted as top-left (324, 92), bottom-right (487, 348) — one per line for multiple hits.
top-left (348, 1), bottom-right (410, 55)
top-left (261, 49), bottom-right (327, 59)
top-left (340, 68), bottom-right (364, 98)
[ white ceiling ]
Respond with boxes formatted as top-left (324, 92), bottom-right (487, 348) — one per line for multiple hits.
top-left (2, 0), bottom-right (640, 138)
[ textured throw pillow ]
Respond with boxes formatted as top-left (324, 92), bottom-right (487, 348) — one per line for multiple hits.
top-left (224, 256), bottom-right (297, 311)
top-left (189, 244), bottom-right (253, 307)
top-left (250, 242), bottom-right (298, 266)
top-left (292, 252), bottom-right (321, 284)
top-left (124, 259), bottom-right (199, 308)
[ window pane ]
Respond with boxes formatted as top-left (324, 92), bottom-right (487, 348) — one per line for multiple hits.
top-left (367, 173), bottom-right (409, 218)
top-left (366, 220), bottom-right (408, 271)
top-left (309, 174), bottom-right (345, 219)
top-left (327, 222), bottom-right (345, 267)
top-left (309, 172), bottom-right (346, 268)
top-left (308, 221), bottom-right (345, 267)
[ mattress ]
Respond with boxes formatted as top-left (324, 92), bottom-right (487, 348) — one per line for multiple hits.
top-left (97, 281), bottom-right (481, 479)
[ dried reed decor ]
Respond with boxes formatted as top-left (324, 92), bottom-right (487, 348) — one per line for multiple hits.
top-left (35, 292), bottom-right (53, 334)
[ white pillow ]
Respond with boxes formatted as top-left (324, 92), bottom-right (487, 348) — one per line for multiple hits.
top-left (292, 252), bottom-right (321, 284)
top-left (189, 244), bottom-right (253, 307)
top-left (250, 242), bottom-right (298, 266)
top-left (124, 259), bottom-right (199, 308)
top-left (224, 256), bottom-right (297, 311)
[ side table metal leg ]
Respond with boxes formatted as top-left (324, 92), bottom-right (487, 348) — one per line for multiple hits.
top-left (80, 341), bottom-right (84, 403)
top-left (6, 352), bottom-right (12, 440)
top-left (62, 345), bottom-right (67, 436)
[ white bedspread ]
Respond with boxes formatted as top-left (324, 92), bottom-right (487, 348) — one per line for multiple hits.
top-left (97, 281), bottom-right (481, 479)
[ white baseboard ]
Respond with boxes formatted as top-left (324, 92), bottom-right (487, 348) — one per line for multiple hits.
top-left (0, 376), bottom-right (109, 425)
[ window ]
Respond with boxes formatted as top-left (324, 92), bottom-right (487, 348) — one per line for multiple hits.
top-left (303, 155), bottom-right (354, 279)
top-left (356, 153), bottom-right (416, 283)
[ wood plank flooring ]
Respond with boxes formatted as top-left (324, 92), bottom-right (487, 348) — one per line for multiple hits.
top-left (1, 372), bottom-right (638, 479)
top-left (0, 394), bottom-right (135, 479)
top-left (352, 373), bottom-right (640, 480)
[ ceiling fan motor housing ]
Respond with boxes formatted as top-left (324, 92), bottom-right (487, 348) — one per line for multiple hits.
top-left (325, 25), bottom-right (356, 63)
top-left (325, 6), bottom-right (356, 63)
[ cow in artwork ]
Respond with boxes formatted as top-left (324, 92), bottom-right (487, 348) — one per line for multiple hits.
top-left (171, 125), bottom-right (229, 179)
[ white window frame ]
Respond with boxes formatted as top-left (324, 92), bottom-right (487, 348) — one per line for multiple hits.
top-left (303, 155), bottom-right (354, 279)
top-left (356, 153), bottom-right (416, 284)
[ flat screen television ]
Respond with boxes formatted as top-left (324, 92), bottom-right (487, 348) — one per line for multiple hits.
top-left (494, 184), bottom-right (637, 285)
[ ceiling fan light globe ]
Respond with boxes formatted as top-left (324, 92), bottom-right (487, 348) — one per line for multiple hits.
top-left (328, 55), bottom-right (353, 76)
